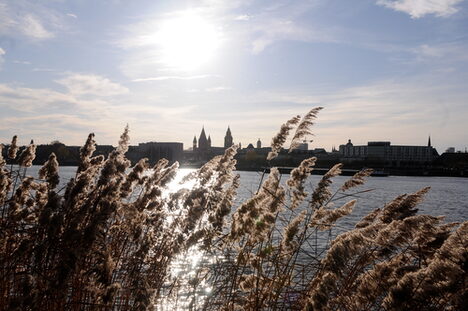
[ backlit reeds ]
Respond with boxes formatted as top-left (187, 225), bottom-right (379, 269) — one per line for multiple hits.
top-left (0, 109), bottom-right (465, 311)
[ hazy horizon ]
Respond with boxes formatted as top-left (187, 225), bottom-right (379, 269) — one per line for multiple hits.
top-left (1, 0), bottom-right (467, 153)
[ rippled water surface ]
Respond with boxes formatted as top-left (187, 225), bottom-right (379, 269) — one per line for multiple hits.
top-left (19, 166), bottom-right (468, 309)
top-left (24, 165), bottom-right (468, 228)
top-left (236, 171), bottom-right (468, 223)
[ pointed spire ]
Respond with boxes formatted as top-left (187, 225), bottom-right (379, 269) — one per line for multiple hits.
top-left (428, 135), bottom-right (431, 147)
top-left (193, 135), bottom-right (197, 143)
top-left (199, 127), bottom-right (207, 141)
top-left (198, 127), bottom-right (208, 150)
top-left (224, 125), bottom-right (233, 148)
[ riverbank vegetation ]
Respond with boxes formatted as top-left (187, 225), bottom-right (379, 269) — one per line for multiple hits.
top-left (0, 109), bottom-right (466, 310)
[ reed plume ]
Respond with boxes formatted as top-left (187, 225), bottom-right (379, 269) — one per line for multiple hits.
top-left (17, 139), bottom-right (36, 167)
top-left (267, 115), bottom-right (301, 161)
top-left (7, 135), bottom-right (18, 159)
top-left (289, 107), bottom-right (323, 152)
top-left (0, 144), bottom-right (5, 167)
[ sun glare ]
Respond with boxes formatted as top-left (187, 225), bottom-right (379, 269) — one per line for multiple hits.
top-left (155, 12), bottom-right (220, 70)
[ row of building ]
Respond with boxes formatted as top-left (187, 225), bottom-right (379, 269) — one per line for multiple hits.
top-left (338, 137), bottom-right (438, 166)
top-left (4, 126), bottom-right (464, 172)
top-left (189, 126), bottom-right (440, 166)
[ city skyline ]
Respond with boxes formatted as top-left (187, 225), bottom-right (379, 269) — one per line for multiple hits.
top-left (3, 123), bottom-right (464, 155)
top-left (1, 0), bottom-right (468, 152)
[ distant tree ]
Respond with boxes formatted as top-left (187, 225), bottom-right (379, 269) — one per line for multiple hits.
top-left (50, 140), bottom-right (64, 146)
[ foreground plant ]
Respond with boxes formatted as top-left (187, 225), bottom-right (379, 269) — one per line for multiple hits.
top-left (0, 109), bottom-right (466, 311)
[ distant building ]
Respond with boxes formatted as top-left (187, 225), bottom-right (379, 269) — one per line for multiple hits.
top-left (256, 138), bottom-right (261, 149)
top-left (130, 142), bottom-right (183, 164)
top-left (339, 138), bottom-right (437, 167)
top-left (196, 127), bottom-right (210, 151)
top-left (446, 147), bottom-right (455, 153)
top-left (313, 148), bottom-right (327, 154)
top-left (190, 126), bottom-right (234, 160)
top-left (297, 143), bottom-right (308, 151)
top-left (224, 127), bottom-right (233, 148)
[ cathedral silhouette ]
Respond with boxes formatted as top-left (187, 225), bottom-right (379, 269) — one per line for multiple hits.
top-left (192, 126), bottom-right (236, 160)
top-left (193, 126), bottom-right (234, 152)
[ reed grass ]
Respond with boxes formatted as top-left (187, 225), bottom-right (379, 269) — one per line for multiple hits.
top-left (0, 108), bottom-right (466, 310)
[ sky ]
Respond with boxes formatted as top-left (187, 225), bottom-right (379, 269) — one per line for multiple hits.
top-left (0, 0), bottom-right (467, 153)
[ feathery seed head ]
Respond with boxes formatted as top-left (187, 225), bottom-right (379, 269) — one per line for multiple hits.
top-left (8, 135), bottom-right (19, 159)
top-left (267, 115), bottom-right (301, 161)
top-left (18, 140), bottom-right (36, 167)
top-left (289, 107), bottom-right (323, 152)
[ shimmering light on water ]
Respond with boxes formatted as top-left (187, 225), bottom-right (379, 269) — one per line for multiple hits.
top-left (21, 166), bottom-right (468, 309)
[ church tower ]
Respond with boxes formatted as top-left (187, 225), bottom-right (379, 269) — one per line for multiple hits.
top-left (198, 127), bottom-right (209, 151)
top-left (256, 138), bottom-right (261, 149)
top-left (193, 136), bottom-right (197, 150)
top-left (208, 135), bottom-right (212, 148)
top-left (428, 135), bottom-right (431, 147)
top-left (224, 126), bottom-right (233, 148)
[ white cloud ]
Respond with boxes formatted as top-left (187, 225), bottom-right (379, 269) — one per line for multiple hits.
top-left (0, 83), bottom-right (79, 112)
top-left (20, 14), bottom-right (54, 39)
top-left (132, 75), bottom-right (218, 82)
top-left (235, 14), bottom-right (251, 21)
top-left (236, 2), bottom-right (335, 54)
top-left (377, 0), bottom-right (463, 18)
top-left (0, 1), bottom-right (65, 40)
top-left (0, 47), bottom-right (5, 70)
top-left (0, 81), bottom-right (200, 145)
top-left (32, 67), bottom-right (56, 72)
top-left (116, 1), bottom-right (332, 78)
top-left (13, 60), bottom-right (31, 65)
top-left (55, 74), bottom-right (129, 96)
top-left (205, 86), bottom-right (232, 92)
top-left (66, 13), bottom-right (77, 19)
top-left (410, 42), bottom-right (468, 64)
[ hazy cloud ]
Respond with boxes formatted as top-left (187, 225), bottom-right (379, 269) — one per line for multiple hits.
top-left (205, 86), bottom-right (232, 92)
top-left (377, 0), bottom-right (464, 18)
top-left (13, 60), bottom-right (31, 65)
top-left (0, 83), bottom-right (78, 112)
top-left (132, 75), bottom-right (218, 82)
top-left (0, 47), bottom-right (5, 70)
top-left (20, 14), bottom-right (54, 39)
top-left (235, 14), bottom-right (251, 21)
top-left (0, 0), bottom-right (65, 40)
top-left (55, 74), bottom-right (129, 96)
top-left (410, 42), bottom-right (468, 64)
top-left (245, 3), bottom-right (334, 54)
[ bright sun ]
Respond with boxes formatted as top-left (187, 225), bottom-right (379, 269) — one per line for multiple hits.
top-left (155, 12), bottom-right (220, 70)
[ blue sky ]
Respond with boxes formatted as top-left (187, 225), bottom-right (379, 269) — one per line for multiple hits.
top-left (0, 0), bottom-right (467, 152)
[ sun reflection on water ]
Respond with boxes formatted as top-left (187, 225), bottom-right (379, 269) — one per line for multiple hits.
top-left (157, 168), bottom-right (216, 310)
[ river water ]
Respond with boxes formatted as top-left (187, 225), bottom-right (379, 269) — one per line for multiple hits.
top-left (236, 171), bottom-right (468, 223)
top-left (15, 166), bottom-right (468, 309)
top-left (22, 166), bottom-right (468, 223)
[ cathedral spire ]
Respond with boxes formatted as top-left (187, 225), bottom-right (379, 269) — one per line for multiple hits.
top-left (198, 127), bottom-right (209, 150)
top-left (428, 135), bottom-right (431, 147)
top-left (224, 126), bottom-right (233, 148)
